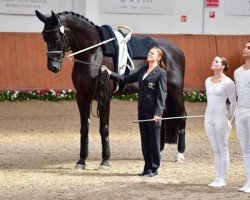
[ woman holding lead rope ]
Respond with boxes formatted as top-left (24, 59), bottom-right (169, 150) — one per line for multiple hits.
top-left (101, 46), bottom-right (167, 177)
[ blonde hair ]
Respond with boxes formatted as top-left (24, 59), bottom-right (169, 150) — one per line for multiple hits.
top-left (151, 46), bottom-right (167, 69)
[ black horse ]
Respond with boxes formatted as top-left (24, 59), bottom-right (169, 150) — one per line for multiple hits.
top-left (35, 10), bottom-right (187, 169)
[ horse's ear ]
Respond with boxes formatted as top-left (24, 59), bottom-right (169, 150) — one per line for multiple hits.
top-left (51, 10), bottom-right (59, 25)
top-left (35, 10), bottom-right (47, 23)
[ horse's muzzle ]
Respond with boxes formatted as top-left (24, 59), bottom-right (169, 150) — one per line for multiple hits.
top-left (48, 60), bottom-right (61, 73)
top-left (47, 51), bottom-right (64, 73)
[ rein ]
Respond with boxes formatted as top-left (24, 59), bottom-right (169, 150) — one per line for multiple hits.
top-left (67, 37), bottom-right (116, 58)
top-left (66, 37), bottom-right (116, 67)
top-left (68, 58), bottom-right (101, 67)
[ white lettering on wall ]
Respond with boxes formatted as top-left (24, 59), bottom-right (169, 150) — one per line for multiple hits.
top-left (100, 0), bottom-right (174, 15)
top-left (0, 0), bottom-right (70, 15)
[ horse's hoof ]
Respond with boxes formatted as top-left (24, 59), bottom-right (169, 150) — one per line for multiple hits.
top-left (75, 164), bottom-right (86, 170)
top-left (98, 160), bottom-right (110, 170)
top-left (98, 164), bottom-right (110, 171)
top-left (175, 153), bottom-right (185, 163)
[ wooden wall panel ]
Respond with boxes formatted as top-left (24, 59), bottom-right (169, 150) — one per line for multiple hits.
top-left (149, 34), bottom-right (217, 90)
top-left (216, 35), bottom-right (250, 79)
top-left (0, 33), bottom-right (249, 90)
top-left (0, 33), bottom-right (73, 90)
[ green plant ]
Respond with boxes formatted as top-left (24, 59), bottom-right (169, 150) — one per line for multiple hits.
top-left (184, 90), bottom-right (207, 102)
top-left (113, 93), bottom-right (138, 101)
top-left (0, 89), bottom-right (76, 102)
top-left (0, 89), bottom-right (207, 102)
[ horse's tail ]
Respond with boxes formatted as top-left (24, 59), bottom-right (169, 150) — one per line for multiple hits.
top-left (161, 92), bottom-right (178, 147)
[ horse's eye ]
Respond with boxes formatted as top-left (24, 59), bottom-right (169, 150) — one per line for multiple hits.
top-left (54, 37), bottom-right (61, 42)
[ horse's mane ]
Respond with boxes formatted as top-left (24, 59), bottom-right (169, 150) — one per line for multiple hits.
top-left (57, 11), bottom-right (95, 26)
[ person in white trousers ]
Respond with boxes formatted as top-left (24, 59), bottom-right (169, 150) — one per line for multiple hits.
top-left (205, 56), bottom-right (236, 188)
top-left (234, 40), bottom-right (250, 193)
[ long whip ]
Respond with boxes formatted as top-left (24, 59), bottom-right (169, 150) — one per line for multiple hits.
top-left (133, 115), bottom-right (206, 123)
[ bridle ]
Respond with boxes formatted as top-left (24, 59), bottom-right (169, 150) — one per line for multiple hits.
top-left (42, 16), bottom-right (111, 118)
top-left (42, 21), bottom-right (103, 67)
top-left (42, 20), bottom-right (70, 63)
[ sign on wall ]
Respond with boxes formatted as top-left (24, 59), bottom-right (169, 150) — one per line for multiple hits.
top-left (99, 0), bottom-right (175, 15)
top-left (225, 0), bottom-right (250, 16)
top-left (205, 0), bottom-right (219, 7)
top-left (0, 0), bottom-right (72, 15)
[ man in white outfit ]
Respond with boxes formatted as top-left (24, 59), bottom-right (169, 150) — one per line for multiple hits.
top-left (234, 40), bottom-right (250, 193)
top-left (205, 56), bottom-right (236, 188)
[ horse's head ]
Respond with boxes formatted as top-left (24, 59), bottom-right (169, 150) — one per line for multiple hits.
top-left (35, 10), bottom-right (69, 73)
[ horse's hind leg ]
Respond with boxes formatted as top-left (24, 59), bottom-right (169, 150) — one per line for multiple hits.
top-left (75, 93), bottom-right (91, 170)
top-left (175, 91), bottom-right (187, 163)
top-left (98, 101), bottom-right (111, 169)
top-left (167, 85), bottom-right (187, 163)
top-left (176, 117), bottom-right (186, 163)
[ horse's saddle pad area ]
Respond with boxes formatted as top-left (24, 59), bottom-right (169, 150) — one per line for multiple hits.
top-left (97, 25), bottom-right (158, 60)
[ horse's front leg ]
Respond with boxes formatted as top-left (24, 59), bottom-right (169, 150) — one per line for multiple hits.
top-left (99, 101), bottom-right (111, 169)
top-left (75, 93), bottom-right (91, 170)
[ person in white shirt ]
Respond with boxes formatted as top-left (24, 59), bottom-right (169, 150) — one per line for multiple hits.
top-left (205, 56), bottom-right (236, 188)
top-left (234, 40), bottom-right (250, 193)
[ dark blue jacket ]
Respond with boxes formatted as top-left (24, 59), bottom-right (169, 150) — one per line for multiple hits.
top-left (110, 65), bottom-right (167, 117)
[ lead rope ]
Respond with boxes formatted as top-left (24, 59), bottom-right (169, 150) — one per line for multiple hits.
top-left (96, 70), bottom-right (111, 117)
top-left (90, 67), bottom-right (101, 118)
top-left (67, 58), bottom-right (111, 119)
top-left (89, 68), bottom-right (111, 118)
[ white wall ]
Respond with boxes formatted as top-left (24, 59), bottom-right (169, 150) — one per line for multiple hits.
top-left (0, 0), bottom-right (250, 34)
top-left (204, 0), bottom-right (250, 34)
top-left (0, 0), bottom-right (86, 32)
top-left (98, 0), bottom-right (250, 34)
top-left (98, 0), bottom-right (204, 34)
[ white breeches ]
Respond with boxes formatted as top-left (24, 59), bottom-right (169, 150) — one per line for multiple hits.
top-left (205, 114), bottom-right (232, 181)
top-left (235, 108), bottom-right (250, 183)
